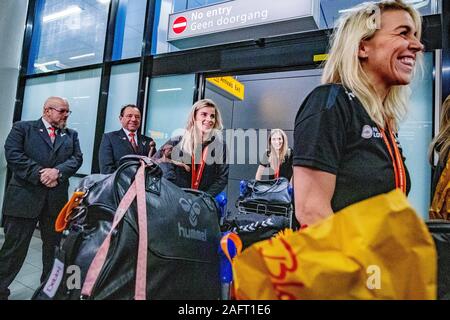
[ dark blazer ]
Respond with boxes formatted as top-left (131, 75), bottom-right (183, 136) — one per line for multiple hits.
top-left (99, 129), bottom-right (156, 174)
top-left (155, 135), bottom-right (229, 197)
top-left (2, 119), bottom-right (83, 219)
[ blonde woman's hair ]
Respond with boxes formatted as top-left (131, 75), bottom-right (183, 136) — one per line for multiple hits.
top-left (179, 99), bottom-right (223, 155)
top-left (429, 95), bottom-right (450, 165)
top-left (322, 0), bottom-right (423, 130)
top-left (268, 129), bottom-right (289, 169)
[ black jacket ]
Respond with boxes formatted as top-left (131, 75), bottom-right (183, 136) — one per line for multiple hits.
top-left (2, 119), bottom-right (83, 219)
top-left (155, 135), bottom-right (229, 197)
top-left (99, 129), bottom-right (156, 174)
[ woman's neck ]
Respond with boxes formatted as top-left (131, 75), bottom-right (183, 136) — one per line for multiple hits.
top-left (364, 70), bottom-right (389, 102)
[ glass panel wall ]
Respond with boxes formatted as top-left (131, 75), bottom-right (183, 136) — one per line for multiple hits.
top-left (104, 62), bottom-right (140, 133)
top-left (398, 52), bottom-right (434, 218)
top-left (28, 0), bottom-right (109, 74)
top-left (145, 74), bottom-right (196, 149)
top-left (21, 68), bottom-right (102, 174)
top-left (112, 0), bottom-right (147, 60)
top-left (174, 0), bottom-right (228, 12)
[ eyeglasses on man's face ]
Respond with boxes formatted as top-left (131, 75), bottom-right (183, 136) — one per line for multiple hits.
top-left (48, 107), bottom-right (72, 115)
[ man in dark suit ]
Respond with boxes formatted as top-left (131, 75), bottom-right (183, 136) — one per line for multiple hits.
top-left (0, 96), bottom-right (83, 300)
top-left (99, 104), bottom-right (156, 174)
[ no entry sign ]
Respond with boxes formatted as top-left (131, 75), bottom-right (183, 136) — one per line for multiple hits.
top-left (173, 16), bottom-right (187, 34)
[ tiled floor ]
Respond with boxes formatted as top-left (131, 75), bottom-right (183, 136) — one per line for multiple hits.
top-left (0, 228), bottom-right (43, 300)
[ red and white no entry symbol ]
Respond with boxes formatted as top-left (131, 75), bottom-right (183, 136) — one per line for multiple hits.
top-left (173, 16), bottom-right (187, 34)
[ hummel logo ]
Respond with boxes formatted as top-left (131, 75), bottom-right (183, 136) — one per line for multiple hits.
top-left (179, 198), bottom-right (201, 227)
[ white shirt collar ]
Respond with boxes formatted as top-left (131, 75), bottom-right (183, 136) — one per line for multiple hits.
top-left (41, 118), bottom-right (53, 131)
top-left (122, 128), bottom-right (138, 143)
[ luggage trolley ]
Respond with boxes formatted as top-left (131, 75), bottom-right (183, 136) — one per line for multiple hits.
top-left (236, 178), bottom-right (294, 229)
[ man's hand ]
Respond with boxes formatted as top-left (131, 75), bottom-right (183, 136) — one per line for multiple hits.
top-left (39, 168), bottom-right (60, 188)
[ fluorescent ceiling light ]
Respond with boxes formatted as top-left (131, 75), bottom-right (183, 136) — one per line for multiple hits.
top-left (43, 5), bottom-right (82, 23)
top-left (69, 53), bottom-right (95, 60)
top-left (34, 60), bottom-right (68, 72)
top-left (73, 96), bottom-right (90, 100)
top-left (157, 88), bottom-right (183, 92)
top-left (339, 0), bottom-right (429, 13)
top-left (97, 0), bottom-right (111, 4)
top-left (405, 0), bottom-right (430, 9)
top-left (34, 60), bottom-right (60, 67)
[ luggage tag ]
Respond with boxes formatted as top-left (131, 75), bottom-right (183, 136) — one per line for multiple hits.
top-left (42, 247), bottom-right (66, 298)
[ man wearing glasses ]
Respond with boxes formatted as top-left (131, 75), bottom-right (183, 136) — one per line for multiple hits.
top-left (99, 104), bottom-right (156, 174)
top-left (0, 96), bottom-right (83, 300)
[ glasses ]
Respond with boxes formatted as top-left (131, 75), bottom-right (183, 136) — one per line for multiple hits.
top-left (49, 107), bottom-right (72, 115)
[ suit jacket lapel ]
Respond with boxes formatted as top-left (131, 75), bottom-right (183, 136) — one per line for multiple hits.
top-left (137, 135), bottom-right (147, 156)
top-left (36, 119), bottom-right (53, 149)
top-left (117, 129), bottom-right (135, 153)
top-left (53, 128), bottom-right (68, 153)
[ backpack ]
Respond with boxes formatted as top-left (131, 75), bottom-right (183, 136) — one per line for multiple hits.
top-left (33, 156), bottom-right (221, 300)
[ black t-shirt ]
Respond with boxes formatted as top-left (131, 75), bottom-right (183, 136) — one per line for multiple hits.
top-left (259, 148), bottom-right (293, 180)
top-left (293, 84), bottom-right (411, 212)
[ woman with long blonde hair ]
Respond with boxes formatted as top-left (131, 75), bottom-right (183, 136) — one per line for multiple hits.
top-left (155, 99), bottom-right (228, 197)
top-left (255, 129), bottom-right (293, 181)
top-left (292, 0), bottom-right (424, 226)
top-left (429, 95), bottom-right (450, 220)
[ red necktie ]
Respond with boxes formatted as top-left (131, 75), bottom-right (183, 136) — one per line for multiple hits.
top-left (129, 132), bottom-right (138, 153)
top-left (48, 126), bottom-right (56, 144)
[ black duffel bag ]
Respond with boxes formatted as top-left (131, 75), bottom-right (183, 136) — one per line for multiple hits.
top-left (426, 220), bottom-right (450, 300)
top-left (33, 155), bottom-right (221, 300)
top-left (239, 178), bottom-right (291, 205)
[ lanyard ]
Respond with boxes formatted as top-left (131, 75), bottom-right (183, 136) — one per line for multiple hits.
top-left (274, 165), bottom-right (280, 179)
top-left (377, 125), bottom-right (407, 194)
top-left (191, 146), bottom-right (209, 190)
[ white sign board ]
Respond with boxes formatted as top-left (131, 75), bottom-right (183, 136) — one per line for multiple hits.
top-left (168, 0), bottom-right (319, 49)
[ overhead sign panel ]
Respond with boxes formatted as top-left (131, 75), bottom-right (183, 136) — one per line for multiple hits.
top-left (168, 0), bottom-right (319, 49)
top-left (206, 77), bottom-right (245, 101)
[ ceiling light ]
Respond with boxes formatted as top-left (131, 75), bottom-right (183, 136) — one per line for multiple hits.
top-left (339, 0), bottom-right (429, 13)
top-left (97, 0), bottom-right (111, 4)
top-left (69, 53), bottom-right (95, 60)
top-left (404, 0), bottom-right (430, 9)
top-left (34, 60), bottom-right (60, 67)
top-left (34, 60), bottom-right (59, 72)
top-left (157, 88), bottom-right (183, 92)
top-left (43, 5), bottom-right (82, 23)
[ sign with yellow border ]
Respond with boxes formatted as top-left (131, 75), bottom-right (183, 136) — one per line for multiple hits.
top-left (206, 76), bottom-right (245, 100)
top-left (313, 54), bottom-right (328, 62)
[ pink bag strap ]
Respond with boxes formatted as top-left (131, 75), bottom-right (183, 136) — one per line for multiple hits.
top-left (81, 161), bottom-right (148, 299)
top-left (135, 160), bottom-right (148, 299)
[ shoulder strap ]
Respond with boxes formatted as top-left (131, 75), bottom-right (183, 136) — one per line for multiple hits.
top-left (81, 160), bottom-right (148, 299)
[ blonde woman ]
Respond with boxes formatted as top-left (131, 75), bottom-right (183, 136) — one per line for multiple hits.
top-left (429, 95), bottom-right (450, 220)
top-left (255, 129), bottom-right (293, 181)
top-left (293, 0), bottom-right (424, 226)
top-left (155, 99), bottom-right (228, 197)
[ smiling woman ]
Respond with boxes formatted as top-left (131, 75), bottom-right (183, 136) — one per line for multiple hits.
top-left (154, 99), bottom-right (229, 197)
top-left (292, 0), bottom-right (424, 226)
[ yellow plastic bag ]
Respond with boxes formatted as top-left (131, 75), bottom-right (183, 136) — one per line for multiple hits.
top-left (232, 190), bottom-right (437, 300)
